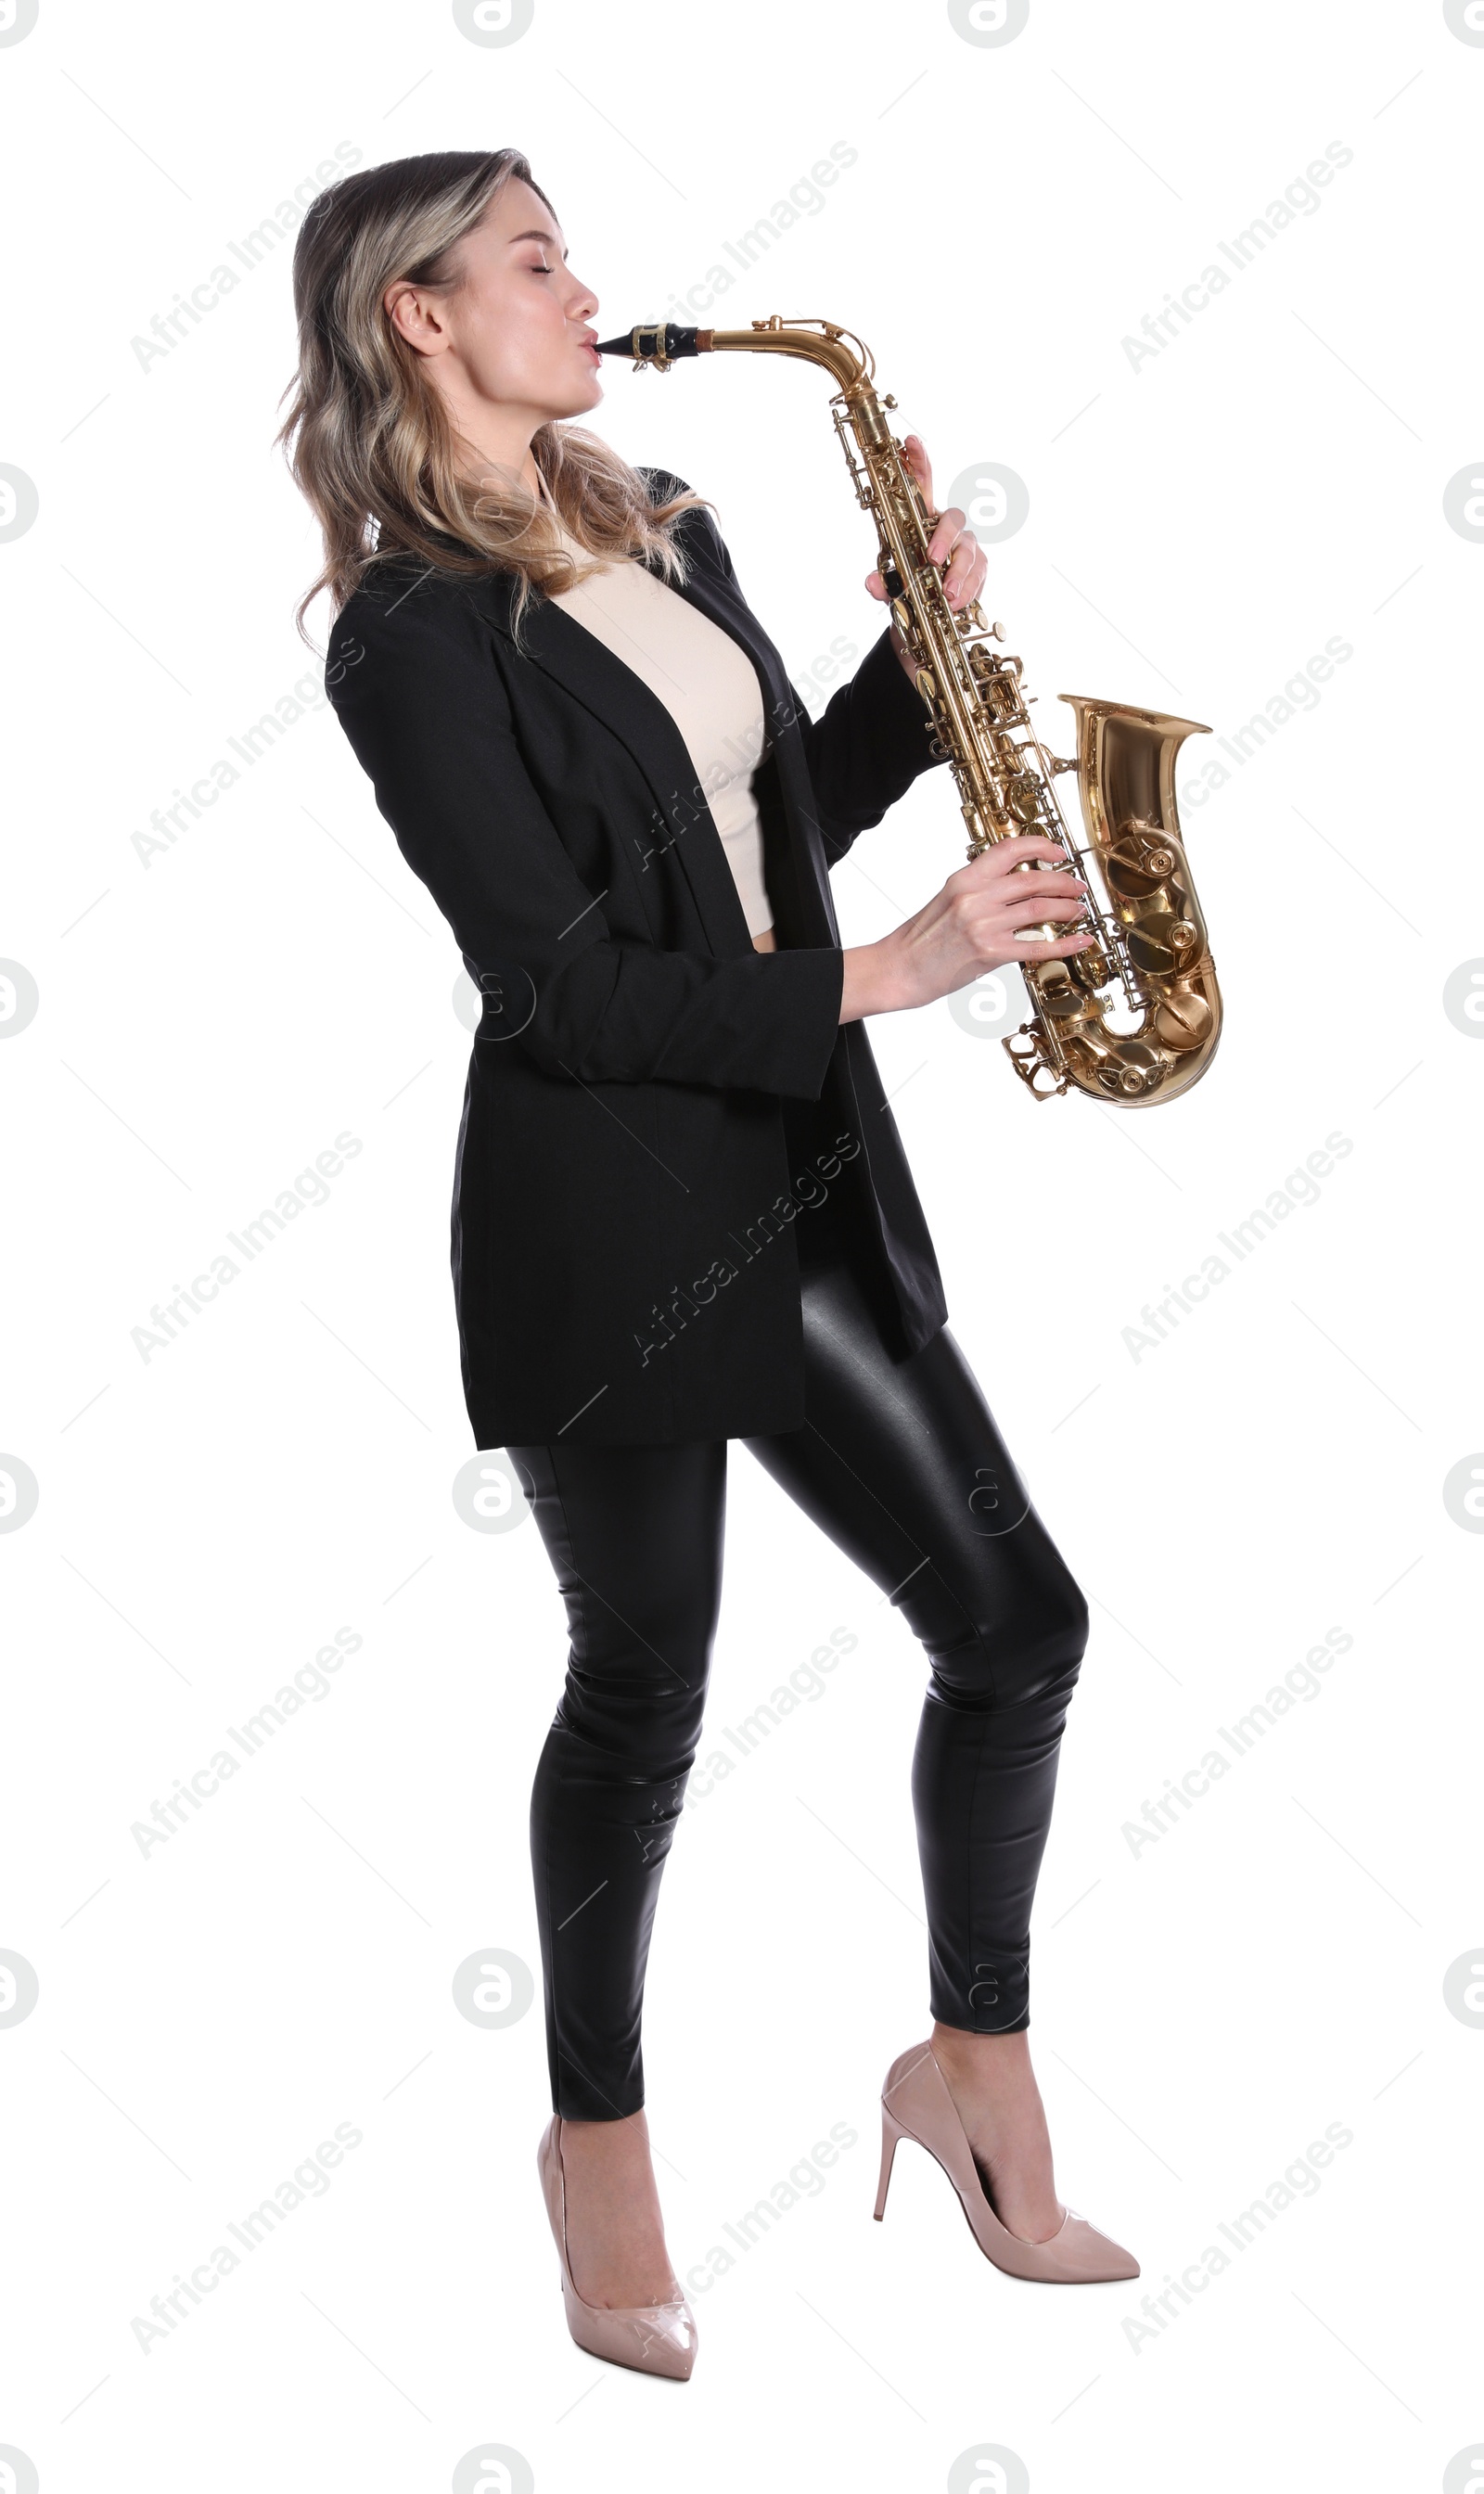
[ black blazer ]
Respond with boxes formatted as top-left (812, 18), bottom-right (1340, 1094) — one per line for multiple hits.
top-left (325, 469), bottom-right (952, 1447)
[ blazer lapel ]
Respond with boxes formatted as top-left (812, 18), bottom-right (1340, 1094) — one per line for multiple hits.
top-left (456, 520), bottom-right (838, 958)
top-left (660, 548), bottom-right (844, 953)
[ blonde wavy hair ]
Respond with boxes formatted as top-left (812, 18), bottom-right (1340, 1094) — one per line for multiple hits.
top-left (276, 147), bottom-right (712, 645)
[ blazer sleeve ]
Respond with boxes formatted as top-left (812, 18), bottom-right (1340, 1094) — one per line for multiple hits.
top-left (659, 472), bottom-right (950, 865)
top-left (325, 575), bottom-right (845, 1100)
top-left (785, 627), bottom-right (949, 868)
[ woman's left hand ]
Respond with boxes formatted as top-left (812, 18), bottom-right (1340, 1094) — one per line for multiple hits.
top-left (864, 434), bottom-right (988, 680)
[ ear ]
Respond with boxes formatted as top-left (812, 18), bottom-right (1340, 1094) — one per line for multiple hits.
top-left (385, 280), bottom-right (449, 359)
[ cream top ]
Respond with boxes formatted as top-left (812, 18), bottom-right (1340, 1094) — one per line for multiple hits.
top-left (534, 474), bottom-right (775, 940)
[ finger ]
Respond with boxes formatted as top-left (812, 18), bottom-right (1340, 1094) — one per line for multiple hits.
top-left (1012, 931), bottom-right (1098, 958)
top-left (903, 432), bottom-right (936, 509)
top-left (987, 846), bottom-right (1087, 876)
top-left (973, 851), bottom-right (1087, 888)
top-left (966, 836), bottom-right (1081, 873)
top-left (1001, 895), bottom-right (1090, 927)
top-left (991, 876), bottom-right (1089, 903)
top-left (963, 878), bottom-right (1087, 910)
top-left (898, 433), bottom-right (932, 491)
top-left (927, 503), bottom-right (965, 566)
top-left (990, 834), bottom-right (1078, 862)
top-left (942, 542), bottom-right (979, 607)
top-left (864, 569), bottom-right (887, 601)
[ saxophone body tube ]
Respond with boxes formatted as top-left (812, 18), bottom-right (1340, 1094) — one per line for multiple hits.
top-left (595, 317), bottom-right (1222, 1106)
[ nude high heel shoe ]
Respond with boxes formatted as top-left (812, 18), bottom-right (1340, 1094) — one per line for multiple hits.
top-left (873, 2041), bottom-right (1140, 2283)
top-left (537, 2116), bottom-right (697, 2379)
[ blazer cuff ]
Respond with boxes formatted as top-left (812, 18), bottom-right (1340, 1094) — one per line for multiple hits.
top-left (856, 621), bottom-right (947, 782)
top-left (758, 944), bottom-right (846, 1100)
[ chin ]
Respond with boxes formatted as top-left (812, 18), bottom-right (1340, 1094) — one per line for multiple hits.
top-left (556, 376), bottom-right (605, 418)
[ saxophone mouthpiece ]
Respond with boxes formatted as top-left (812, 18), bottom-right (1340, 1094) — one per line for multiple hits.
top-left (594, 322), bottom-right (709, 366)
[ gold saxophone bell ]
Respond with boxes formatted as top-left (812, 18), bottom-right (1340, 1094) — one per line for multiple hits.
top-left (596, 316), bottom-right (1222, 1108)
top-left (1002, 693), bottom-right (1219, 1105)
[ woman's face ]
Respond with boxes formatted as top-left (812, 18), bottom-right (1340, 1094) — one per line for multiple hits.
top-left (387, 175), bottom-right (603, 442)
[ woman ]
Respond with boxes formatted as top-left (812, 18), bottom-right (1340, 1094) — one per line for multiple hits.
top-left (280, 146), bottom-right (1138, 2383)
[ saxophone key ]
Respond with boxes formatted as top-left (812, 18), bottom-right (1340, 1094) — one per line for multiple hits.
top-left (1153, 985), bottom-right (1215, 1052)
top-left (597, 309), bottom-right (1222, 1108)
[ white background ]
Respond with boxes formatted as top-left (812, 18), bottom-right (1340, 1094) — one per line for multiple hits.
top-left (3, 1), bottom-right (1480, 2488)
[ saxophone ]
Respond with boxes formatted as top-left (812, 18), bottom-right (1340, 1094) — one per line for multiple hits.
top-left (595, 316), bottom-right (1221, 1106)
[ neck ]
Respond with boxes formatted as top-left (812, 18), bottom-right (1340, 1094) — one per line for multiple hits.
top-left (450, 419), bottom-right (546, 505)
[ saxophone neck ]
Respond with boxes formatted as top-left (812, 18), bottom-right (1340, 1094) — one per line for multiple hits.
top-left (701, 319), bottom-right (874, 398)
top-left (596, 316), bottom-right (878, 398)
top-left (595, 309), bottom-right (1222, 1111)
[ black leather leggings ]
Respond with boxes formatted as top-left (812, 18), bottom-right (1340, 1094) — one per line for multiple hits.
top-left (509, 1173), bottom-right (1089, 2121)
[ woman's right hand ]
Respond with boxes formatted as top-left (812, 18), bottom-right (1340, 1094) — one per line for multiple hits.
top-left (838, 835), bottom-right (1095, 1023)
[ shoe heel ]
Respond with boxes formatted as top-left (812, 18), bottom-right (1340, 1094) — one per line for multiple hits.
top-left (872, 2041), bottom-right (1142, 2283)
top-left (873, 2104), bottom-right (906, 2220)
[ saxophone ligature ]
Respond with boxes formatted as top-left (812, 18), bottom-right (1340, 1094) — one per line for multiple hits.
top-left (595, 317), bottom-right (1222, 1106)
